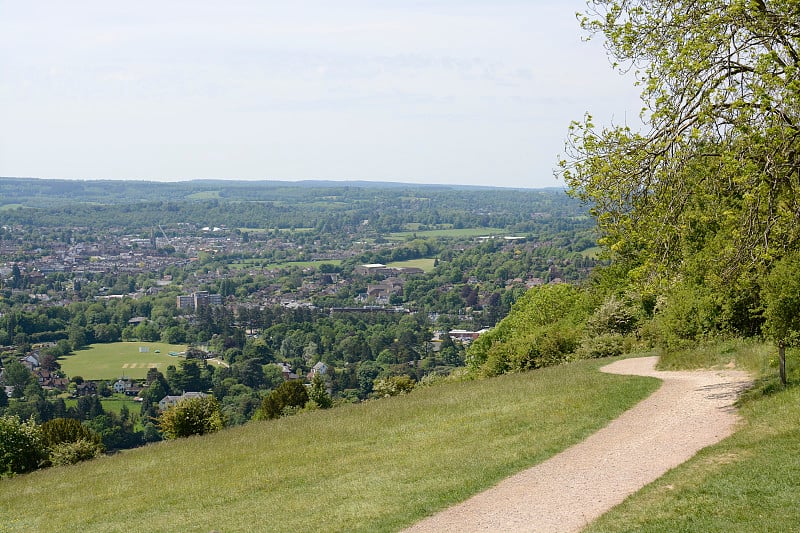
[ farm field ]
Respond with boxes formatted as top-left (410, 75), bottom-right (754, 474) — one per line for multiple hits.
top-left (59, 342), bottom-right (194, 380)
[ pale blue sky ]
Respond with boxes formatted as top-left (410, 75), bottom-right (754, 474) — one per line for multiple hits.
top-left (0, 1), bottom-right (642, 188)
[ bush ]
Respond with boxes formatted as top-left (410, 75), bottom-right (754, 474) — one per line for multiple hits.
top-left (586, 296), bottom-right (639, 336)
top-left (372, 375), bottom-right (416, 398)
top-left (577, 333), bottom-right (625, 359)
top-left (467, 284), bottom-right (591, 375)
top-left (159, 396), bottom-right (224, 439)
top-left (0, 415), bottom-right (47, 477)
top-left (40, 418), bottom-right (103, 449)
top-left (307, 373), bottom-right (332, 409)
top-left (40, 418), bottom-right (105, 466)
top-left (256, 381), bottom-right (309, 420)
top-left (48, 439), bottom-right (104, 466)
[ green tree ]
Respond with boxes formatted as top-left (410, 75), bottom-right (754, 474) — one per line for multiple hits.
top-left (2, 359), bottom-right (33, 398)
top-left (307, 373), bottom-right (332, 409)
top-left (40, 418), bottom-right (104, 465)
top-left (68, 324), bottom-right (88, 350)
top-left (762, 252), bottom-right (800, 384)
top-left (559, 0), bottom-right (800, 300)
top-left (158, 396), bottom-right (224, 439)
top-left (256, 380), bottom-right (309, 420)
top-left (0, 415), bottom-right (46, 477)
top-left (467, 284), bottom-right (590, 374)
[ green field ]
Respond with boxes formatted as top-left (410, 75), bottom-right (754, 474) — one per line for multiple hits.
top-left (59, 342), bottom-right (193, 380)
top-left (387, 258), bottom-right (437, 272)
top-left (186, 191), bottom-right (221, 199)
top-left (0, 357), bottom-right (659, 532)
top-left (65, 395), bottom-right (142, 414)
top-left (389, 227), bottom-right (510, 240)
top-left (581, 246), bottom-right (603, 259)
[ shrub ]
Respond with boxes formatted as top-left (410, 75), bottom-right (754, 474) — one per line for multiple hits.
top-left (577, 333), bottom-right (625, 359)
top-left (40, 418), bottom-right (103, 449)
top-left (256, 381), bottom-right (309, 420)
top-left (40, 417), bottom-right (105, 466)
top-left (0, 415), bottom-right (47, 477)
top-left (372, 375), bottom-right (416, 398)
top-left (467, 284), bottom-right (591, 375)
top-left (307, 373), bottom-right (332, 409)
top-left (48, 439), bottom-right (104, 466)
top-left (586, 296), bottom-right (639, 336)
top-left (159, 396), bottom-right (224, 439)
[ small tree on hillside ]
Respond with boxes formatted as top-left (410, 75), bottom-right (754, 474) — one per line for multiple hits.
top-left (0, 415), bottom-right (46, 477)
top-left (158, 396), bottom-right (224, 439)
top-left (256, 381), bottom-right (309, 420)
top-left (307, 373), bottom-right (332, 409)
top-left (762, 252), bottom-right (800, 385)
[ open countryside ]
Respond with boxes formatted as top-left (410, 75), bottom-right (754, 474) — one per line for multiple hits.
top-left (2, 1), bottom-right (800, 531)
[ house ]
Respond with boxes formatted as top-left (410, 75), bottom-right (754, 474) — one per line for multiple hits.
top-left (34, 368), bottom-right (69, 391)
top-left (276, 362), bottom-right (299, 381)
top-left (355, 263), bottom-right (388, 276)
top-left (113, 379), bottom-right (143, 396)
top-left (76, 381), bottom-right (98, 396)
top-left (158, 391), bottom-right (208, 411)
top-left (448, 328), bottom-right (491, 343)
top-left (307, 361), bottom-right (328, 380)
top-left (20, 353), bottom-right (40, 370)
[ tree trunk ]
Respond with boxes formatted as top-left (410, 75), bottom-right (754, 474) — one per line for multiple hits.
top-left (779, 342), bottom-right (787, 386)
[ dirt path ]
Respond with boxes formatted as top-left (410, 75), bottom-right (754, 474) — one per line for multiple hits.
top-left (402, 356), bottom-right (752, 533)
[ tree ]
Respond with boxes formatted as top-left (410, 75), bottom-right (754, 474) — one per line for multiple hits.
top-left (158, 396), bottom-right (224, 439)
top-left (161, 325), bottom-right (185, 344)
top-left (762, 252), bottom-right (800, 384)
top-left (256, 380), bottom-right (308, 420)
top-left (308, 373), bottom-right (332, 409)
top-left (0, 415), bottom-right (46, 477)
top-left (2, 359), bottom-right (33, 398)
top-left (68, 324), bottom-right (88, 350)
top-left (559, 1), bottom-right (800, 298)
top-left (40, 418), bottom-right (104, 465)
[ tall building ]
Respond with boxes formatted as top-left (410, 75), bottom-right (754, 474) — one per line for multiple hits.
top-left (177, 291), bottom-right (222, 311)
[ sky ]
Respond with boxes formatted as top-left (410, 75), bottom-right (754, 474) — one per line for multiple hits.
top-left (0, 1), bottom-right (643, 189)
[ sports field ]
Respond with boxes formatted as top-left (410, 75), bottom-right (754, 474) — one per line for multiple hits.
top-left (386, 258), bottom-right (437, 272)
top-left (59, 342), bottom-right (192, 380)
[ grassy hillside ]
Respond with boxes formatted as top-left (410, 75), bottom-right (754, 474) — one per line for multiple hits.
top-left (0, 357), bottom-right (658, 533)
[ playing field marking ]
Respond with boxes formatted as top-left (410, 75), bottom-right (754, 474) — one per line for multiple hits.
top-left (122, 363), bottom-right (130, 368)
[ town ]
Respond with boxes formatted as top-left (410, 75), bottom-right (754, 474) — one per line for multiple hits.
top-left (0, 179), bottom-right (598, 455)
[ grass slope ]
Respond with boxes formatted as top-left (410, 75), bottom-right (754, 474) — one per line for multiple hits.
top-left (0, 357), bottom-right (658, 533)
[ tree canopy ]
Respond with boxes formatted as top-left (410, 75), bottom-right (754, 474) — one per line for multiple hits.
top-left (560, 0), bottom-right (800, 293)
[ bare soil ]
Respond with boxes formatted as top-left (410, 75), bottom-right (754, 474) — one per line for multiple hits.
top-left (402, 356), bottom-right (752, 533)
